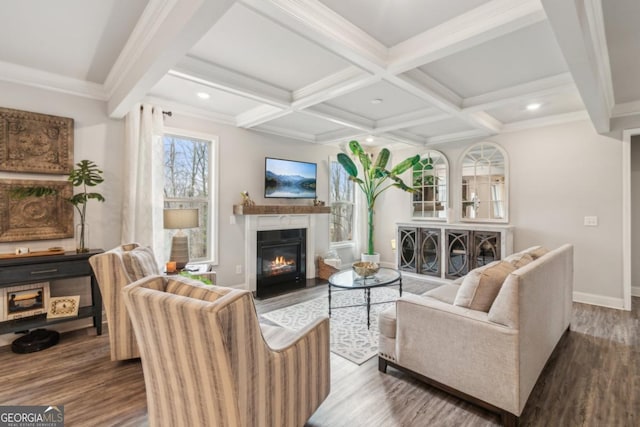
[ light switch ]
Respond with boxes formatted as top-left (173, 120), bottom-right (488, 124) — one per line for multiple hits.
top-left (584, 216), bottom-right (598, 226)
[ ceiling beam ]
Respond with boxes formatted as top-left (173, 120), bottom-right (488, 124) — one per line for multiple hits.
top-left (291, 66), bottom-right (379, 109)
top-left (106, 0), bottom-right (236, 118)
top-left (240, 0), bottom-right (387, 71)
top-left (541, 0), bottom-right (612, 132)
top-left (236, 105), bottom-right (289, 128)
top-left (388, 0), bottom-right (547, 74)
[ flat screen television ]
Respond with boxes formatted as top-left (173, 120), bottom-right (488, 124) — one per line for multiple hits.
top-left (265, 157), bottom-right (317, 199)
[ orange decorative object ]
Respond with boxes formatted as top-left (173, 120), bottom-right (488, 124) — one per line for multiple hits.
top-left (166, 261), bottom-right (177, 273)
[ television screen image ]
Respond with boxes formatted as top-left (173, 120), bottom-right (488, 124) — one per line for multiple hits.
top-left (265, 158), bottom-right (317, 199)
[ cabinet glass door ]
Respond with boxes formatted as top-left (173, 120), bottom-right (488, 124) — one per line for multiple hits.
top-left (398, 228), bottom-right (417, 272)
top-left (473, 231), bottom-right (500, 268)
top-left (419, 228), bottom-right (440, 277)
top-left (446, 230), bottom-right (469, 278)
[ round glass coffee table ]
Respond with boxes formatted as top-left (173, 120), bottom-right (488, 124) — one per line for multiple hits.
top-left (328, 267), bottom-right (402, 329)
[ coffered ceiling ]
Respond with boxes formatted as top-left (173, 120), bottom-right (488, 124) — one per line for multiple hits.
top-left (1, 0), bottom-right (639, 147)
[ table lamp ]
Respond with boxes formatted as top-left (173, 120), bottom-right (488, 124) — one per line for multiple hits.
top-left (163, 208), bottom-right (199, 270)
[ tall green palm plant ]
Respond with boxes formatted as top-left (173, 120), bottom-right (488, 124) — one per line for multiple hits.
top-left (337, 140), bottom-right (420, 256)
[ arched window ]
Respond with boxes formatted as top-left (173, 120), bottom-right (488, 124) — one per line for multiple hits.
top-left (412, 150), bottom-right (448, 219)
top-left (460, 141), bottom-right (508, 222)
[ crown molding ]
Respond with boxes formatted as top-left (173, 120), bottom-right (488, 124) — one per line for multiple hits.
top-left (612, 101), bottom-right (640, 118)
top-left (0, 60), bottom-right (106, 100)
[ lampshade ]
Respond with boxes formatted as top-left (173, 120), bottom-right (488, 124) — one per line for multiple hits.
top-left (163, 209), bottom-right (199, 229)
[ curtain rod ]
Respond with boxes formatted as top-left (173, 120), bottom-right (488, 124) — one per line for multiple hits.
top-left (139, 106), bottom-right (172, 117)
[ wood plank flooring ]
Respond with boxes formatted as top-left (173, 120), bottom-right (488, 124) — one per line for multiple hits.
top-left (0, 279), bottom-right (637, 427)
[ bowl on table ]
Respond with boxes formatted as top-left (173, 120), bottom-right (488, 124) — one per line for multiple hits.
top-left (352, 261), bottom-right (380, 278)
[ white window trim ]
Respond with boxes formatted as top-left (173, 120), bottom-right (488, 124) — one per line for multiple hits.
top-left (164, 126), bottom-right (219, 266)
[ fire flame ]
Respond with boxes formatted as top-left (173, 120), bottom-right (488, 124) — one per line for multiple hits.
top-left (271, 256), bottom-right (294, 267)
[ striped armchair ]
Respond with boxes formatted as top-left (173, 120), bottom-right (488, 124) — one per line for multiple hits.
top-left (122, 275), bottom-right (331, 427)
top-left (89, 243), bottom-right (160, 361)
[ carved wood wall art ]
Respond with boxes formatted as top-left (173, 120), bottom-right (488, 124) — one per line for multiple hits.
top-left (0, 179), bottom-right (73, 242)
top-left (0, 107), bottom-right (73, 174)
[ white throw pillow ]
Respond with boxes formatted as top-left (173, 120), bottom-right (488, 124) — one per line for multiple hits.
top-left (454, 260), bottom-right (516, 312)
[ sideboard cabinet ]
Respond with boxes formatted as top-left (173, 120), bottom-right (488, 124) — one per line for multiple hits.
top-left (397, 223), bottom-right (513, 280)
top-left (0, 250), bottom-right (103, 335)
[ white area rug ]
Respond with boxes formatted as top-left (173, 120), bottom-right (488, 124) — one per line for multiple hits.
top-left (262, 287), bottom-right (404, 365)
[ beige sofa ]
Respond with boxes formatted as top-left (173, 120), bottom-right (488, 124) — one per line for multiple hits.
top-left (378, 244), bottom-right (573, 426)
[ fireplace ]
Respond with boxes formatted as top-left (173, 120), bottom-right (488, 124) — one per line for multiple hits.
top-left (256, 228), bottom-right (306, 297)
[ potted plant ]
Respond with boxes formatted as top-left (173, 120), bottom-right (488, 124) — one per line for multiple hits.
top-left (337, 140), bottom-right (420, 261)
top-left (11, 160), bottom-right (105, 252)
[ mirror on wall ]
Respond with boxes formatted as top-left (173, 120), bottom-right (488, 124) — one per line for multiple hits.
top-left (460, 142), bottom-right (508, 222)
top-left (412, 150), bottom-right (448, 219)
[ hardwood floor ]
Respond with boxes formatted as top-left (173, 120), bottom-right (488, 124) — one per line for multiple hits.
top-left (0, 280), bottom-right (637, 427)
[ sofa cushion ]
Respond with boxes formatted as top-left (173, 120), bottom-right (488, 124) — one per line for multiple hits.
top-left (122, 246), bottom-right (159, 280)
top-left (378, 306), bottom-right (397, 338)
top-left (423, 283), bottom-right (460, 305)
top-left (526, 246), bottom-right (549, 260)
top-left (454, 260), bottom-right (516, 312)
top-left (504, 252), bottom-right (534, 269)
top-left (488, 273), bottom-right (519, 328)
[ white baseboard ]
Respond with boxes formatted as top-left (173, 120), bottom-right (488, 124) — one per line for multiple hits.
top-left (573, 291), bottom-right (625, 310)
top-left (632, 286), bottom-right (640, 297)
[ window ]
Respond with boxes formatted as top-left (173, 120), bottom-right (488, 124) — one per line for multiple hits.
top-left (163, 129), bottom-right (218, 264)
top-left (329, 158), bottom-right (355, 245)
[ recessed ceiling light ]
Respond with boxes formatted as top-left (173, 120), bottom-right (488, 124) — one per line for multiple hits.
top-left (197, 92), bottom-right (210, 100)
top-left (526, 103), bottom-right (541, 111)
top-left (371, 98), bottom-right (383, 105)
top-left (365, 136), bottom-right (374, 143)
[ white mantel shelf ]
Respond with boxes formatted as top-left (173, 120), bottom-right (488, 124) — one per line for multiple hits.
top-left (233, 205), bottom-right (330, 215)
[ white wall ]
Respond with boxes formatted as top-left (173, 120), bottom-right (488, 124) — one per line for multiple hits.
top-left (0, 81), bottom-right (125, 345)
top-left (0, 79), bottom-right (628, 344)
top-left (377, 120), bottom-right (625, 306)
top-left (160, 113), bottom-right (341, 286)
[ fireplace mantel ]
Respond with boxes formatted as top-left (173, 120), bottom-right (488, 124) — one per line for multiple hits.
top-left (243, 213), bottom-right (319, 293)
top-left (233, 205), bottom-right (330, 215)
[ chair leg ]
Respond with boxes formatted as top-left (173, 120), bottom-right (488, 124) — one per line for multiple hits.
top-left (378, 357), bottom-right (388, 373)
top-left (501, 411), bottom-right (518, 427)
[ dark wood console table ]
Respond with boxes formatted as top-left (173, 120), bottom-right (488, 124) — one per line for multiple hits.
top-left (0, 249), bottom-right (103, 335)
